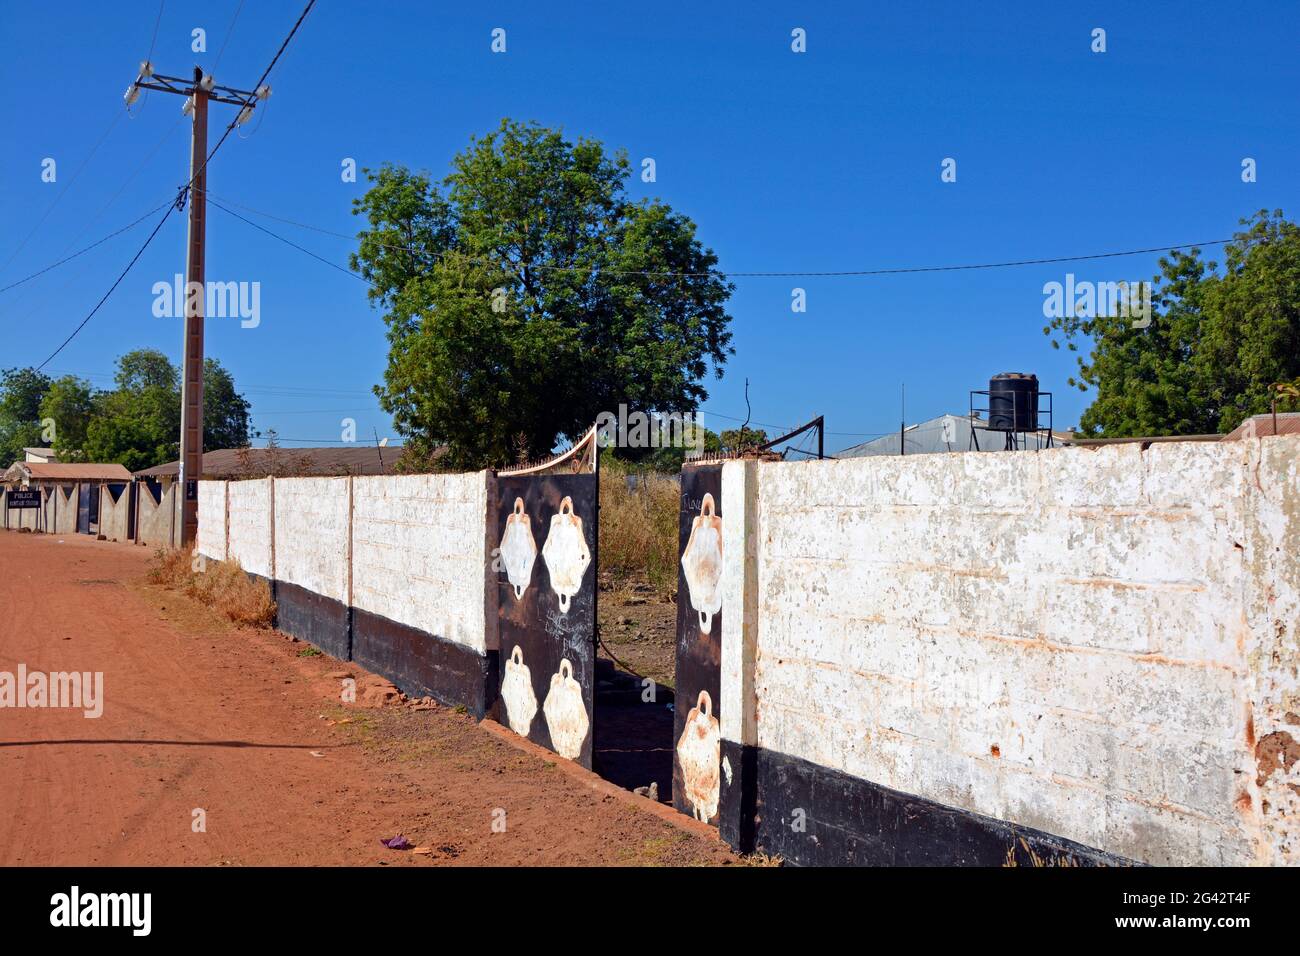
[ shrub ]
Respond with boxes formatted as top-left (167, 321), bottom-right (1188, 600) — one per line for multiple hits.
top-left (598, 468), bottom-right (679, 598)
top-left (148, 548), bottom-right (277, 628)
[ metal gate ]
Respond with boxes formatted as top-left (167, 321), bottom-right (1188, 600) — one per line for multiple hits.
top-left (673, 462), bottom-right (724, 824)
top-left (76, 483), bottom-right (91, 534)
top-left (493, 433), bottom-right (598, 768)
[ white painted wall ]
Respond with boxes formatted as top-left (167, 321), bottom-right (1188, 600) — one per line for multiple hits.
top-left (726, 436), bottom-right (1300, 866)
top-left (226, 478), bottom-right (273, 577)
top-left (273, 476), bottom-right (350, 603)
top-left (194, 472), bottom-right (490, 652)
top-left (351, 473), bottom-right (489, 653)
top-left (195, 480), bottom-right (227, 562)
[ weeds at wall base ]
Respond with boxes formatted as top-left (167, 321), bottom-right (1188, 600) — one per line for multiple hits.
top-left (147, 548), bottom-right (277, 629)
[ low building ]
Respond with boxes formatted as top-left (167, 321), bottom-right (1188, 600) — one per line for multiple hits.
top-left (23, 447), bottom-right (58, 463)
top-left (2, 461), bottom-right (133, 536)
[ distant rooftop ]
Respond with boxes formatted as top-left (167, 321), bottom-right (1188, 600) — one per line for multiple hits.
top-left (134, 445), bottom-right (406, 479)
top-left (836, 413), bottom-right (1072, 458)
top-left (4, 461), bottom-right (132, 482)
top-left (1224, 412), bottom-right (1300, 440)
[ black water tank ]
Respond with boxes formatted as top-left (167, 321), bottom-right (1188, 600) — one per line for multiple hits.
top-left (987, 372), bottom-right (1039, 432)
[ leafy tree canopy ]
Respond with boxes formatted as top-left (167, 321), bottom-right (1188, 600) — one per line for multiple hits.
top-left (0, 350), bottom-right (250, 471)
top-left (351, 119), bottom-right (734, 470)
top-left (1046, 210), bottom-right (1300, 437)
top-left (0, 367), bottom-right (52, 465)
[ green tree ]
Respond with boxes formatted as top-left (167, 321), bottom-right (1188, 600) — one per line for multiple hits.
top-left (203, 358), bottom-right (252, 452)
top-left (1046, 210), bottom-right (1300, 436)
top-left (720, 427), bottom-right (768, 453)
top-left (351, 119), bottom-right (734, 470)
top-left (64, 351), bottom-right (250, 470)
top-left (0, 367), bottom-right (52, 465)
top-left (39, 375), bottom-right (95, 461)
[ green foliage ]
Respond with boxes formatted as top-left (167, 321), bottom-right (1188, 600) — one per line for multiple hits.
top-left (0, 350), bottom-right (250, 470)
top-left (40, 376), bottom-right (94, 462)
top-left (1046, 210), bottom-right (1300, 436)
top-left (0, 367), bottom-right (52, 465)
top-left (720, 427), bottom-right (768, 453)
top-left (351, 119), bottom-right (734, 470)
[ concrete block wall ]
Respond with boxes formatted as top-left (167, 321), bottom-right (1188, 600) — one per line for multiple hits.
top-left (226, 478), bottom-right (273, 578)
top-left (98, 484), bottom-right (130, 542)
top-left (135, 482), bottom-right (177, 548)
top-left (53, 486), bottom-right (77, 535)
top-left (273, 477), bottom-right (351, 603)
top-left (720, 435), bottom-right (1300, 866)
top-left (351, 473), bottom-right (490, 654)
top-left (195, 480), bottom-right (227, 562)
top-left (194, 472), bottom-right (494, 713)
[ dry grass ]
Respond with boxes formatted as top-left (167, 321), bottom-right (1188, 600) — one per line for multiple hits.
top-left (599, 469), bottom-right (680, 599)
top-left (147, 547), bottom-right (277, 628)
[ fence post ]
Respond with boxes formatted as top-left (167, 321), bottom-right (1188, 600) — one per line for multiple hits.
top-left (718, 458), bottom-right (760, 852)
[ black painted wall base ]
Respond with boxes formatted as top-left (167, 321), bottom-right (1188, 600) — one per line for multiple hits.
top-left (720, 741), bottom-right (1136, 867)
top-left (351, 607), bottom-right (494, 719)
top-left (274, 580), bottom-right (351, 662)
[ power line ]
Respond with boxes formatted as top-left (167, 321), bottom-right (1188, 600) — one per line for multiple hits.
top-left (31, 0), bottom-right (318, 372)
top-left (0, 112), bottom-right (125, 277)
top-left (34, 206), bottom-right (177, 371)
top-left (0, 197), bottom-right (176, 295)
top-left (1, 2), bottom-right (169, 277)
top-left (146, 0), bottom-right (165, 62)
top-left (204, 190), bottom-right (1236, 280)
top-left (212, 0), bottom-right (245, 70)
top-left (208, 197), bottom-right (364, 280)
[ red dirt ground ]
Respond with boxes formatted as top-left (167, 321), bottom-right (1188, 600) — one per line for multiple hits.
top-left (0, 531), bottom-right (735, 866)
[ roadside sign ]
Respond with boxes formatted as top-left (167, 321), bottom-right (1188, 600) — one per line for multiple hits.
top-left (6, 489), bottom-right (41, 509)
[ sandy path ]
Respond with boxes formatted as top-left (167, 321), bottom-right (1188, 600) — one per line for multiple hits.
top-left (0, 531), bottom-right (732, 866)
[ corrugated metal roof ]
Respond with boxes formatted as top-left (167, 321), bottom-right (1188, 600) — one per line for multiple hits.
top-left (835, 414), bottom-right (1068, 458)
top-left (1224, 413), bottom-right (1300, 440)
top-left (4, 461), bottom-right (132, 481)
top-left (133, 445), bottom-right (407, 478)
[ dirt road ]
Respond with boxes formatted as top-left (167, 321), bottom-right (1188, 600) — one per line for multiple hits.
top-left (0, 531), bottom-right (733, 866)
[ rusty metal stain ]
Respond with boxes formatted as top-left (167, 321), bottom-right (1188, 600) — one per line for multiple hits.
top-left (1255, 730), bottom-right (1300, 788)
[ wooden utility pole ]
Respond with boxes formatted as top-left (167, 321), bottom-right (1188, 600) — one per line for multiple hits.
top-left (180, 66), bottom-right (209, 546)
top-left (125, 63), bottom-right (266, 544)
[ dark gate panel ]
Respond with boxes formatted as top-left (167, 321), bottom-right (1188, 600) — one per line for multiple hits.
top-left (494, 473), bottom-right (597, 768)
top-left (674, 463), bottom-right (723, 824)
top-left (76, 484), bottom-right (91, 534)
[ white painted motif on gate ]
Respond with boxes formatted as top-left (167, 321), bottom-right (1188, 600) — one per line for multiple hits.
top-left (501, 645), bottom-right (538, 737)
top-left (542, 658), bottom-right (589, 760)
top-left (541, 495), bottom-right (590, 613)
top-left (499, 497), bottom-right (537, 600)
top-left (680, 492), bottom-right (723, 633)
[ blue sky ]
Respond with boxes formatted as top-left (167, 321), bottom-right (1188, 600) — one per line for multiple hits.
top-left (2, 1), bottom-right (1297, 453)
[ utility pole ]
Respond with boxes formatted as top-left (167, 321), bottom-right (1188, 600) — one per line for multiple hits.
top-left (125, 63), bottom-right (268, 545)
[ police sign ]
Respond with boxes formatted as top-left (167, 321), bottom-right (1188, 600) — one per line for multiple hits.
top-left (6, 489), bottom-right (40, 509)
